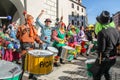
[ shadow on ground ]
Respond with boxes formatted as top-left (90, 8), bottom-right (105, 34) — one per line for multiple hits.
top-left (59, 76), bottom-right (87, 80)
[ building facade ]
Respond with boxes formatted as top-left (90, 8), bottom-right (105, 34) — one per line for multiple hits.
top-left (113, 11), bottom-right (120, 27)
top-left (57, 0), bottom-right (88, 27)
top-left (0, 0), bottom-right (87, 27)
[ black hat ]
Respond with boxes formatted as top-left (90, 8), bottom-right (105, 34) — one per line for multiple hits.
top-left (96, 11), bottom-right (112, 24)
top-left (44, 18), bottom-right (52, 23)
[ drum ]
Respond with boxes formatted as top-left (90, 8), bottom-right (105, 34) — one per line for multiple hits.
top-left (47, 47), bottom-right (58, 56)
top-left (0, 60), bottom-right (22, 80)
top-left (85, 59), bottom-right (96, 77)
top-left (75, 44), bottom-right (81, 53)
top-left (61, 46), bottom-right (75, 61)
top-left (25, 50), bottom-right (54, 75)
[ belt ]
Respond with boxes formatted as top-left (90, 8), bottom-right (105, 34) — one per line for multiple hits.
top-left (22, 42), bottom-right (33, 45)
top-left (109, 56), bottom-right (116, 60)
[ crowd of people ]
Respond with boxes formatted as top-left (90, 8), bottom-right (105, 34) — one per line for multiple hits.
top-left (0, 10), bottom-right (119, 80)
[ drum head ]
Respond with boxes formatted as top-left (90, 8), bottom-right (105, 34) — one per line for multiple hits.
top-left (28, 50), bottom-right (53, 57)
top-left (62, 46), bottom-right (75, 50)
top-left (0, 60), bottom-right (21, 79)
top-left (85, 59), bottom-right (96, 64)
top-left (47, 47), bottom-right (58, 53)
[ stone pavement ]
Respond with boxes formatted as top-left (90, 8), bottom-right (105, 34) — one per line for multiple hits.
top-left (22, 54), bottom-right (120, 80)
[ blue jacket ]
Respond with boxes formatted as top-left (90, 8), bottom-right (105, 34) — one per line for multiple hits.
top-left (36, 18), bottom-right (52, 43)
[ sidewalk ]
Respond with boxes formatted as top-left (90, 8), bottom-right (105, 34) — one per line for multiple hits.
top-left (22, 54), bottom-right (120, 80)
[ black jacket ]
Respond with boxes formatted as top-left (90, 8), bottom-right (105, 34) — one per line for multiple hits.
top-left (97, 27), bottom-right (120, 57)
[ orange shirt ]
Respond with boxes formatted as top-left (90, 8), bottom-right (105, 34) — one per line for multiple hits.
top-left (17, 24), bottom-right (41, 43)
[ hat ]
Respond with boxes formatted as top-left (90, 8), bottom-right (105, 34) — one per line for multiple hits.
top-left (44, 18), bottom-right (52, 23)
top-left (71, 26), bottom-right (76, 29)
top-left (96, 11), bottom-right (112, 24)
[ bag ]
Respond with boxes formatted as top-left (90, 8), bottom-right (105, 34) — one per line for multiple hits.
top-left (87, 59), bottom-right (101, 76)
top-left (88, 53), bottom-right (102, 76)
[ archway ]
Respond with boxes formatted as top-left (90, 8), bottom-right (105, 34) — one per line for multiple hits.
top-left (0, 0), bottom-right (25, 26)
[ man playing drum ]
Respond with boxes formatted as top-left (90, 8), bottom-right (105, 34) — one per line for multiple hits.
top-left (16, 12), bottom-right (43, 80)
top-left (36, 10), bottom-right (52, 50)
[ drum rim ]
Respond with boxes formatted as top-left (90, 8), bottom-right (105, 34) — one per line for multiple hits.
top-left (28, 50), bottom-right (54, 57)
top-left (47, 47), bottom-right (58, 53)
top-left (62, 46), bottom-right (75, 50)
top-left (85, 59), bottom-right (96, 64)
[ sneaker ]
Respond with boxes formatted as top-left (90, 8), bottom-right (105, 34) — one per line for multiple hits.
top-left (60, 58), bottom-right (65, 64)
top-left (28, 74), bottom-right (34, 79)
top-left (86, 53), bottom-right (89, 56)
top-left (74, 57), bottom-right (77, 60)
top-left (60, 61), bottom-right (65, 64)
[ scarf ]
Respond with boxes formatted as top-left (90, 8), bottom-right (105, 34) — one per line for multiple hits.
top-left (95, 21), bottom-right (115, 35)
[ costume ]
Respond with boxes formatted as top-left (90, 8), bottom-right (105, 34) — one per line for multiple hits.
top-left (52, 24), bottom-right (66, 65)
top-left (17, 14), bottom-right (42, 80)
top-left (36, 18), bottom-right (52, 49)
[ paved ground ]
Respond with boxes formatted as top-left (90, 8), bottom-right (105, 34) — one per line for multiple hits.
top-left (22, 54), bottom-right (120, 80)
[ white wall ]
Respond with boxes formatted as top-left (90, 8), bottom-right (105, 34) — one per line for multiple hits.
top-left (27, 0), bottom-right (57, 26)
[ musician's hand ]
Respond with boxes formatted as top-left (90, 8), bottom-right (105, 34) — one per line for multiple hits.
top-left (39, 40), bottom-right (43, 44)
top-left (41, 10), bottom-right (45, 14)
top-left (38, 10), bottom-right (45, 18)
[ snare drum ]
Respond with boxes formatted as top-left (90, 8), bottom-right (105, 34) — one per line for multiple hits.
top-left (85, 59), bottom-right (96, 77)
top-left (25, 50), bottom-right (54, 75)
top-left (61, 46), bottom-right (75, 61)
top-left (0, 60), bottom-right (22, 80)
top-left (47, 47), bottom-right (58, 56)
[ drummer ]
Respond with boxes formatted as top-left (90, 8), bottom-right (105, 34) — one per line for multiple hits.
top-left (52, 21), bottom-right (66, 66)
top-left (16, 12), bottom-right (43, 80)
top-left (36, 10), bottom-right (52, 50)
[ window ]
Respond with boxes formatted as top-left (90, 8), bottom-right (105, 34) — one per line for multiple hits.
top-left (77, 6), bottom-right (79, 11)
top-left (82, 15), bottom-right (84, 19)
top-left (77, 14), bottom-right (79, 17)
top-left (72, 20), bottom-right (74, 25)
top-left (78, 0), bottom-right (80, 4)
top-left (72, 3), bottom-right (74, 8)
top-left (77, 21), bottom-right (79, 26)
top-left (81, 8), bottom-right (83, 12)
top-left (81, 22), bottom-right (83, 26)
top-left (72, 12), bottom-right (74, 16)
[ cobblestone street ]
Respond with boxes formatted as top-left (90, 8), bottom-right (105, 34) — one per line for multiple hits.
top-left (23, 54), bottom-right (120, 80)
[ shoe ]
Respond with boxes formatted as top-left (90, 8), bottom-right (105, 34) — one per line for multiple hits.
top-left (60, 58), bottom-right (65, 64)
top-left (86, 54), bottom-right (89, 56)
top-left (28, 74), bottom-right (34, 79)
top-left (74, 57), bottom-right (77, 60)
top-left (32, 77), bottom-right (37, 80)
top-left (54, 63), bottom-right (61, 67)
